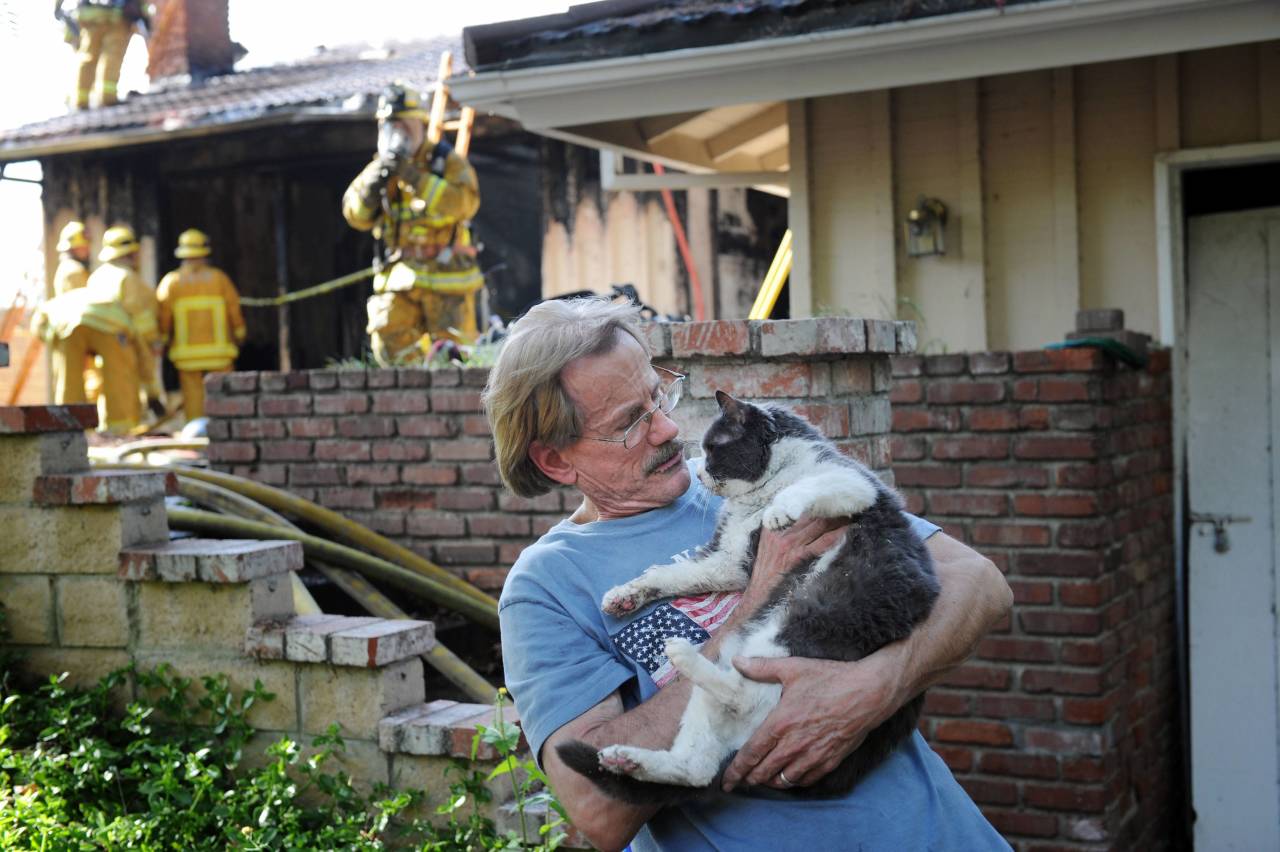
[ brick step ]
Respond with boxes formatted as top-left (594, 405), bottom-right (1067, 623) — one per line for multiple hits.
top-left (379, 699), bottom-right (526, 760)
top-left (34, 470), bottom-right (174, 506)
top-left (0, 425), bottom-right (92, 504)
top-left (0, 404), bottom-right (97, 435)
top-left (119, 538), bottom-right (302, 583)
top-left (246, 613), bottom-right (435, 668)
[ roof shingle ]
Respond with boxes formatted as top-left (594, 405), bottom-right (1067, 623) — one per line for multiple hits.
top-left (0, 37), bottom-right (462, 157)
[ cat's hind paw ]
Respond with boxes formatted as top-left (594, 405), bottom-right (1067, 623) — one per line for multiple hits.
top-left (599, 745), bottom-right (642, 776)
top-left (602, 584), bottom-right (648, 617)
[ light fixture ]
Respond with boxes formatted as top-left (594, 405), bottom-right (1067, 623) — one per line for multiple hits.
top-left (904, 196), bottom-right (948, 257)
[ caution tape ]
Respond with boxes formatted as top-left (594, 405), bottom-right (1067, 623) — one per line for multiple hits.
top-left (239, 266), bottom-right (377, 308)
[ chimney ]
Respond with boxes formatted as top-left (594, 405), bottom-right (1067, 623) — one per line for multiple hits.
top-left (146, 0), bottom-right (235, 82)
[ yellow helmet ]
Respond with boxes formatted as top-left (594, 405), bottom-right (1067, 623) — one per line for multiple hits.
top-left (99, 225), bottom-right (140, 262)
top-left (376, 82), bottom-right (429, 122)
top-left (174, 228), bottom-right (211, 259)
top-left (56, 221), bottom-right (89, 253)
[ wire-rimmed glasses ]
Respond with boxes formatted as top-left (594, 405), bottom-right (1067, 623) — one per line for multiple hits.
top-left (575, 366), bottom-right (686, 450)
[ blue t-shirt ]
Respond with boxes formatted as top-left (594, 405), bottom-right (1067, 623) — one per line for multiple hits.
top-left (500, 461), bottom-right (1009, 852)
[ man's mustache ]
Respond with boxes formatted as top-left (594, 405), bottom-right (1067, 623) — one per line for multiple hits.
top-left (645, 441), bottom-right (687, 474)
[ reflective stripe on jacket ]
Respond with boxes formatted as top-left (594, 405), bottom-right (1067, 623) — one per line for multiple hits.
top-left (157, 264), bottom-right (246, 370)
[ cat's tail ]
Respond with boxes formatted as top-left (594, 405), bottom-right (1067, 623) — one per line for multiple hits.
top-left (555, 740), bottom-right (705, 807)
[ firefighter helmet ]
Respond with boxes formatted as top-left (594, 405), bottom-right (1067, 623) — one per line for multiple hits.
top-left (99, 225), bottom-right (140, 262)
top-left (174, 228), bottom-right (212, 259)
top-left (376, 82), bottom-right (428, 123)
top-left (56, 220), bottom-right (89, 253)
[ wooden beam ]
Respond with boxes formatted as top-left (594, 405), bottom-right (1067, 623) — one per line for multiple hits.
top-left (786, 99), bottom-right (813, 318)
top-left (759, 143), bottom-right (789, 171)
top-left (1052, 67), bottom-right (1081, 317)
top-left (957, 78), bottom-right (989, 349)
top-left (1156, 53), bottom-right (1181, 151)
top-left (707, 103), bottom-right (788, 162)
top-left (636, 111), bottom-right (707, 145)
top-left (1259, 42), bottom-right (1280, 140)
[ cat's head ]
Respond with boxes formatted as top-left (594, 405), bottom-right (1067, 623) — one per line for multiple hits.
top-left (698, 391), bottom-right (783, 497)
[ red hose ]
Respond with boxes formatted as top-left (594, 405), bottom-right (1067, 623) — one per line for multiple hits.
top-left (653, 163), bottom-right (706, 321)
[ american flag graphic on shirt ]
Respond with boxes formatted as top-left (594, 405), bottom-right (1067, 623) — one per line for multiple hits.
top-left (611, 592), bottom-right (742, 688)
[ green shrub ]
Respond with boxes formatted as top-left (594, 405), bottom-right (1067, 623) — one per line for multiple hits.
top-left (0, 618), bottom-right (565, 850)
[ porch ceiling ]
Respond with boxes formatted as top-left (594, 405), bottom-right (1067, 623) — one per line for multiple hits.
top-left (562, 100), bottom-right (790, 176)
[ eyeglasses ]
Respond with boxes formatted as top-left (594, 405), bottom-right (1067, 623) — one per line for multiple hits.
top-left (575, 366), bottom-right (686, 450)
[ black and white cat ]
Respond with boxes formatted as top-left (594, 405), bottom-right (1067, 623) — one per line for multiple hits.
top-left (556, 390), bottom-right (940, 804)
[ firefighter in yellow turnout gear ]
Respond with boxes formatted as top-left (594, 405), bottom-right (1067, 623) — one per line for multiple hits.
top-left (31, 225), bottom-right (160, 432)
top-left (53, 221), bottom-right (91, 295)
top-left (343, 83), bottom-right (483, 366)
top-left (156, 229), bottom-right (246, 420)
top-left (56, 0), bottom-right (149, 109)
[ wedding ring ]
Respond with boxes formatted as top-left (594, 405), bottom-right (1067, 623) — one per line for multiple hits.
top-left (778, 769), bottom-right (794, 788)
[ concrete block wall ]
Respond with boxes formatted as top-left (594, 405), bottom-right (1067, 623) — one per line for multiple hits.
top-left (0, 404), bottom-right (553, 838)
top-left (204, 317), bottom-right (914, 592)
top-left (889, 348), bottom-right (1176, 851)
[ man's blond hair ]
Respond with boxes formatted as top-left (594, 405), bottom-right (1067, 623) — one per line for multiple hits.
top-left (483, 298), bottom-right (648, 497)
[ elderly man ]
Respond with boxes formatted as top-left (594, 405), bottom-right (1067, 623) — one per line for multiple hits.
top-left (484, 298), bottom-right (1013, 852)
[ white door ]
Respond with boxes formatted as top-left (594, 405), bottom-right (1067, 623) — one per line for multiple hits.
top-left (1186, 208), bottom-right (1280, 850)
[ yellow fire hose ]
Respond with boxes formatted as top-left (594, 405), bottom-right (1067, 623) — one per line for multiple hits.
top-left (106, 462), bottom-right (498, 619)
top-left (167, 507), bottom-right (499, 631)
top-left (112, 438), bottom-right (209, 462)
top-left (171, 476), bottom-right (495, 702)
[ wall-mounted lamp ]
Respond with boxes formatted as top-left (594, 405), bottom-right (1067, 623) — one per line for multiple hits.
top-left (904, 196), bottom-right (948, 257)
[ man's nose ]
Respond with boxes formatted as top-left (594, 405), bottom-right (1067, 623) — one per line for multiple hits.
top-left (648, 407), bottom-right (680, 445)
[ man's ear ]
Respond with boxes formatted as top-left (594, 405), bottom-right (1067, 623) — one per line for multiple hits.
top-left (528, 440), bottom-right (578, 486)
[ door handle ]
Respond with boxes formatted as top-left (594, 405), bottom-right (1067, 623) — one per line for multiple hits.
top-left (1189, 513), bottom-right (1252, 554)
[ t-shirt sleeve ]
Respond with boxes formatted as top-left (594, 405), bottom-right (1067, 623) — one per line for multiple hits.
top-left (500, 593), bottom-right (635, 765)
top-left (903, 511), bottom-right (941, 541)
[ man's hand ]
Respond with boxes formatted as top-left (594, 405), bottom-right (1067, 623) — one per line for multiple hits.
top-left (746, 515), bottom-right (846, 602)
top-left (723, 532), bottom-right (1010, 792)
top-left (722, 651), bottom-right (902, 791)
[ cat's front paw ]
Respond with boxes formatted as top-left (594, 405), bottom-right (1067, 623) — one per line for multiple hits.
top-left (763, 494), bottom-right (808, 530)
top-left (663, 637), bottom-right (698, 672)
top-left (599, 745), bottom-right (641, 776)
top-left (602, 583), bottom-right (649, 617)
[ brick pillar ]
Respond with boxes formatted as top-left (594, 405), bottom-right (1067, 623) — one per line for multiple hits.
top-left (891, 348), bottom-right (1177, 849)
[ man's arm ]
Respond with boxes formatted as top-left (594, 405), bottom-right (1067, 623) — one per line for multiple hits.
top-left (541, 517), bottom-right (847, 852)
top-left (721, 531), bottom-right (1011, 789)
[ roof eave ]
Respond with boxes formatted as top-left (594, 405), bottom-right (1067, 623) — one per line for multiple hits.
top-left (452, 0), bottom-right (1280, 129)
top-left (0, 108), bottom-right (372, 164)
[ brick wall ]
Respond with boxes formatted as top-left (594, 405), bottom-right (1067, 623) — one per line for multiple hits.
top-left (205, 319), bottom-right (1178, 850)
top-left (205, 318), bottom-right (909, 594)
top-left (890, 348), bottom-right (1176, 851)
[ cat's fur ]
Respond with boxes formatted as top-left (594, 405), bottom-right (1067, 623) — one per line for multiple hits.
top-left (556, 391), bottom-right (940, 805)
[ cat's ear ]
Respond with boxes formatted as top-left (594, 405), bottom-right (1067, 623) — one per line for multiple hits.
top-left (715, 390), bottom-right (747, 423)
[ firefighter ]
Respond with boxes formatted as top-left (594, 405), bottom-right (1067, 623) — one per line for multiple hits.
top-left (31, 225), bottom-right (160, 431)
top-left (156, 229), bottom-right (246, 420)
top-left (53, 221), bottom-right (91, 294)
top-left (55, 0), bottom-right (150, 109)
top-left (342, 82), bottom-right (483, 366)
top-left (88, 225), bottom-right (164, 428)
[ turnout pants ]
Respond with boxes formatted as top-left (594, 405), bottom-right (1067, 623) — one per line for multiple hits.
top-left (52, 326), bottom-right (139, 432)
